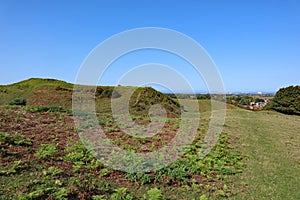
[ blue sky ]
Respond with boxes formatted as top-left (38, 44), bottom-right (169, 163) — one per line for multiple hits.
top-left (0, 0), bottom-right (299, 93)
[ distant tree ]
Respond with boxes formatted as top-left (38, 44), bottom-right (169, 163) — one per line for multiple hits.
top-left (226, 95), bottom-right (255, 106)
top-left (265, 86), bottom-right (300, 115)
top-left (255, 98), bottom-right (265, 102)
top-left (197, 94), bottom-right (211, 100)
top-left (239, 98), bottom-right (248, 105)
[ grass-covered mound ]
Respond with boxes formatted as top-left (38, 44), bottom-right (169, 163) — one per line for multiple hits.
top-left (0, 78), bottom-right (181, 117)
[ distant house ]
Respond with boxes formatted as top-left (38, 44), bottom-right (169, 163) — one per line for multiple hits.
top-left (256, 102), bottom-right (267, 107)
top-left (249, 99), bottom-right (267, 110)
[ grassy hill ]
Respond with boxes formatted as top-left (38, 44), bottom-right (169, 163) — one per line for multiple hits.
top-left (1, 78), bottom-right (299, 199)
top-left (0, 78), bottom-right (73, 108)
top-left (0, 78), bottom-right (181, 117)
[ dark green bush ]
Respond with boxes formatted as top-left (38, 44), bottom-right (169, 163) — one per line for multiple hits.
top-left (8, 98), bottom-right (27, 106)
top-left (95, 87), bottom-right (121, 98)
top-left (265, 85), bottom-right (300, 115)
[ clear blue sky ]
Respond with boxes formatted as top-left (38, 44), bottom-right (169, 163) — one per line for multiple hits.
top-left (1, 0), bottom-right (299, 93)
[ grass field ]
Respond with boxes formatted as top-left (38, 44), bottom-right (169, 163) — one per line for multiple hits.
top-left (225, 108), bottom-right (300, 199)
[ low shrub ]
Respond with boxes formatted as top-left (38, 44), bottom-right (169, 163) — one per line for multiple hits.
top-left (8, 98), bottom-right (27, 106)
top-left (24, 106), bottom-right (67, 113)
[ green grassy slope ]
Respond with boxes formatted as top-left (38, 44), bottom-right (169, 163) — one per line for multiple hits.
top-left (0, 78), bottom-right (73, 107)
top-left (0, 78), bottom-right (181, 117)
top-left (225, 107), bottom-right (300, 199)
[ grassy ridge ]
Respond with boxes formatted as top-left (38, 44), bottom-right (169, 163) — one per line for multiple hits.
top-left (0, 78), bottom-right (181, 117)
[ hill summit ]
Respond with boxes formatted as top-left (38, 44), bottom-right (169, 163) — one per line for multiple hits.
top-left (0, 78), bottom-right (181, 117)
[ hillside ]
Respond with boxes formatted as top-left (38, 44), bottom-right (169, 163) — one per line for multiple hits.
top-left (0, 99), bottom-right (244, 199)
top-left (0, 78), bottom-right (181, 117)
top-left (0, 78), bottom-right (73, 108)
top-left (1, 78), bottom-right (299, 199)
top-left (1, 99), bottom-right (299, 199)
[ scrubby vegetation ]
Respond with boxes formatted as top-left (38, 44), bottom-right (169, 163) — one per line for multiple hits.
top-left (1, 78), bottom-right (300, 199)
top-left (0, 104), bottom-right (245, 199)
top-left (226, 95), bottom-right (255, 106)
top-left (0, 79), bottom-right (242, 199)
top-left (265, 85), bottom-right (300, 115)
